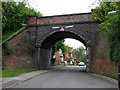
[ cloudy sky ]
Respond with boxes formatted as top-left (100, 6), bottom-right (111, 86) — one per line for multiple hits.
top-left (29, 0), bottom-right (99, 16)
top-left (28, 0), bottom-right (99, 49)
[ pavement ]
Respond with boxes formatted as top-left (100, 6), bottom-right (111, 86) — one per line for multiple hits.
top-left (0, 65), bottom-right (118, 89)
top-left (1, 70), bottom-right (49, 89)
top-left (90, 73), bottom-right (118, 86)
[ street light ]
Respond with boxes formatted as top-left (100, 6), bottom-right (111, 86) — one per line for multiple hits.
top-left (21, 24), bottom-right (27, 26)
top-left (108, 10), bottom-right (120, 14)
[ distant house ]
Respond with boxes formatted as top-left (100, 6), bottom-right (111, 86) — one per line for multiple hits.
top-left (55, 50), bottom-right (64, 62)
top-left (55, 47), bottom-right (75, 62)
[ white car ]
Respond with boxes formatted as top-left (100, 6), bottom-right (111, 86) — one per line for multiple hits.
top-left (70, 61), bottom-right (73, 65)
top-left (78, 62), bottom-right (85, 66)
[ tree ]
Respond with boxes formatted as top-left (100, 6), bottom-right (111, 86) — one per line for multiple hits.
top-left (2, 0), bottom-right (42, 41)
top-left (51, 39), bottom-right (67, 64)
top-left (72, 46), bottom-right (86, 63)
top-left (66, 57), bottom-right (72, 63)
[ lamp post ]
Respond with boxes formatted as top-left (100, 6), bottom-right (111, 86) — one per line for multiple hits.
top-left (108, 10), bottom-right (120, 14)
top-left (21, 24), bottom-right (27, 26)
top-left (108, 10), bottom-right (120, 90)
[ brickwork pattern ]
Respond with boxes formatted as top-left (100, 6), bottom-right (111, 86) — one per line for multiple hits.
top-left (37, 14), bottom-right (91, 24)
top-left (27, 17), bottom-right (37, 25)
top-left (2, 29), bottom-right (35, 69)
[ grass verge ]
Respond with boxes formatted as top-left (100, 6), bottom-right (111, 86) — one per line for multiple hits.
top-left (1, 68), bottom-right (38, 77)
top-left (2, 26), bottom-right (27, 43)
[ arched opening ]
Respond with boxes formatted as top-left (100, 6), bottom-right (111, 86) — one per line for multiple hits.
top-left (41, 31), bottom-right (87, 49)
top-left (52, 38), bottom-right (87, 69)
top-left (37, 31), bottom-right (90, 70)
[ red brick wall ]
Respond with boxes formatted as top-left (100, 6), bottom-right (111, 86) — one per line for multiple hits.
top-left (56, 50), bottom-right (60, 60)
top-left (92, 59), bottom-right (118, 79)
top-left (27, 16), bottom-right (37, 25)
top-left (91, 33), bottom-right (118, 79)
top-left (2, 29), bottom-right (35, 69)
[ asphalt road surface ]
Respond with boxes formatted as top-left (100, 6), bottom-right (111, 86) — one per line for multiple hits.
top-left (13, 65), bottom-right (117, 88)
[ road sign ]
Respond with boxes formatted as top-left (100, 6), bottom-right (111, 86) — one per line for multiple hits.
top-left (60, 26), bottom-right (64, 31)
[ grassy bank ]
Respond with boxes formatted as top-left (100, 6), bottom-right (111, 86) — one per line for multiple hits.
top-left (2, 27), bottom-right (27, 43)
top-left (1, 68), bottom-right (38, 77)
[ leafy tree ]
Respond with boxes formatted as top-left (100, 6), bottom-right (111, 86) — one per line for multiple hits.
top-left (65, 46), bottom-right (72, 54)
top-left (72, 46), bottom-right (86, 63)
top-left (66, 57), bottom-right (72, 63)
top-left (80, 54), bottom-right (86, 63)
top-left (91, 2), bottom-right (119, 23)
top-left (91, 2), bottom-right (120, 63)
top-left (2, 0), bottom-right (42, 41)
top-left (51, 39), bottom-right (67, 64)
top-left (52, 40), bottom-right (67, 54)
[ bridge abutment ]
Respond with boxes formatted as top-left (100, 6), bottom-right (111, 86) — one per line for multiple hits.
top-left (37, 48), bottom-right (51, 70)
top-left (86, 47), bottom-right (91, 72)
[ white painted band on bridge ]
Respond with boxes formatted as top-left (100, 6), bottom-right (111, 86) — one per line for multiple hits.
top-left (52, 27), bottom-right (60, 29)
top-left (52, 25), bottom-right (73, 29)
top-left (65, 25), bottom-right (73, 28)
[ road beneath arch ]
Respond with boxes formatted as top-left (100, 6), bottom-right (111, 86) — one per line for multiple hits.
top-left (13, 66), bottom-right (117, 88)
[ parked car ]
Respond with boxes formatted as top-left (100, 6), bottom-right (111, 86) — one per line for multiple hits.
top-left (70, 61), bottom-right (73, 65)
top-left (78, 62), bottom-right (85, 66)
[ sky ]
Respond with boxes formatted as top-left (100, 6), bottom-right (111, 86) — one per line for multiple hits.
top-left (29, 0), bottom-right (99, 16)
top-left (64, 38), bottom-right (85, 49)
top-left (28, 0), bottom-right (99, 49)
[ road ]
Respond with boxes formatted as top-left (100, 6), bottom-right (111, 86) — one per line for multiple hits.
top-left (13, 65), bottom-right (117, 88)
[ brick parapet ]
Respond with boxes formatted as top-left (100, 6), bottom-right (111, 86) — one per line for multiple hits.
top-left (37, 13), bottom-right (91, 25)
top-left (27, 15), bottom-right (38, 25)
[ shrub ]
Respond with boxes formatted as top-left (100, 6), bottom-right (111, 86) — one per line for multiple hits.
top-left (72, 61), bottom-right (75, 65)
top-left (66, 57), bottom-right (72, 63)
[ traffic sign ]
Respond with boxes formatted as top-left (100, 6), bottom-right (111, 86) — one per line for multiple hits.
top-left (60, 26), bottom-right (64, 31)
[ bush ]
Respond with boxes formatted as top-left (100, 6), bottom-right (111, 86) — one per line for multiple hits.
top-left (72, 61), bottom-right (75, 65)
top-left (66, 57), bottom-right (72, 63)
top-left (76, 60), bottom-right (80, 65)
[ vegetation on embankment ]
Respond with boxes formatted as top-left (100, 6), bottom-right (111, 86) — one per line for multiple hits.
top-left (2, 26), bottom-right (27, 43)
top-left (1, 68), bottom-right (38, 77)
top-left (90, 2), bottom-right (119, 79)
top-left (91, 2), bottom-right (120, 64)
top-left (2, 0), bottom-right (43, 70)
top-left (2, 0), bottom-right (42, 42)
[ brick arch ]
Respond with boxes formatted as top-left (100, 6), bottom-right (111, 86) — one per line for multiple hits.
top-left (40, 30), bottom-right (87, 49)
top-left (36, 23), bottom-right (93, 48)
top-left (27, 13), bottom-right (99, 70)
